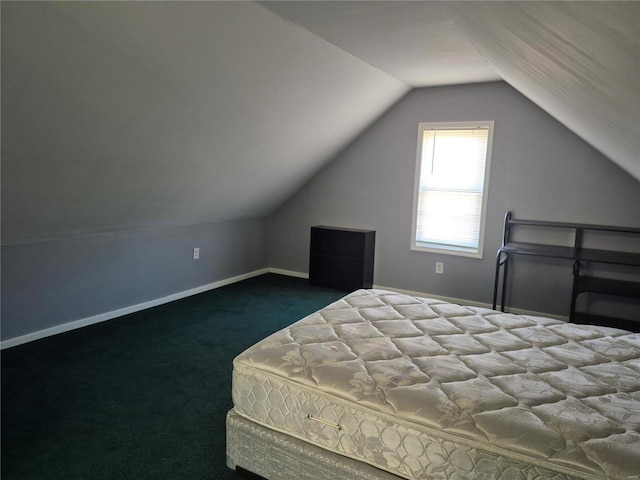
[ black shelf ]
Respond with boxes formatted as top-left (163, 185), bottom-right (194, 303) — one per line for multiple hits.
top-left (572, 312), bottom-right (638, 332)
top-left (576, 276), bottom-right (640, 298)
top-left (499, 243), bottom-right (640, 266)
top-left (309, 226), bottom-right (375, 292)
top-left (499, 242), bottom-right (576, 260)
top-left (493, 211), bottom-right (640, 329)
top-left (579, 248), bottom-right (640, 266)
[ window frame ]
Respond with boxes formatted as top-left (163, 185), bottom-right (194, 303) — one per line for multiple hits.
top-left (410, 120), bottom-right (494, 259)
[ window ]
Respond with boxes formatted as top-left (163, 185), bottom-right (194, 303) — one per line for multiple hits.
top-left (411, 121), bottom-right (494, 258)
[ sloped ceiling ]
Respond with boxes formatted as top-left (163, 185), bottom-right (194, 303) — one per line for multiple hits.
top-left (1, 1), bottom-right (409, 244)
top-left (265, 1), bottom-right (640, 180)
top-left (2, 1), bottom-right (638, 245)
top-left (444, 2), bottom-right (640, 184)
top-left (262, 1), bottom-right (500, 86)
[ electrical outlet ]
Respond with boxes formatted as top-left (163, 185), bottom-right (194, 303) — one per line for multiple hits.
top-left (435, 262), bottom-right (444, 274)
top-left (193, 247), bottom-right (200, 260)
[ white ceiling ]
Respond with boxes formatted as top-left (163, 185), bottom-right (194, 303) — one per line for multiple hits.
top-left (2, 1), bottom-right (638, 244)
top-left (265, 1), bottom-right (640, 180)
top-left (262, 1), bottom-right (501, 86)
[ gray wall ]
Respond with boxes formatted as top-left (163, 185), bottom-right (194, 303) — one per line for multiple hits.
top-left (3, 82), bottom-right (638, 343)
top-left (268, 82), bottom-right (640, 316)
top-left (1, 217), bottom-right (268, 341)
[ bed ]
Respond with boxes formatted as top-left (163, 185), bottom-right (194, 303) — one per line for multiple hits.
top-left (227, 289), bottom-right (640, 480)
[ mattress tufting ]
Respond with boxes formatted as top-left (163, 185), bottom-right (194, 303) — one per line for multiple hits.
top-left (232, 289), bottom-right (640, 480)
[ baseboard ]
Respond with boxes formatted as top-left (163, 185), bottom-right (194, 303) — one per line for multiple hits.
top-left (0, 268), bottom-right (269, 350)
top-left (1, 269), bottom-right (566, 350)
top-left (268, 267), bottom-right (309, 279)
top-left (373, 283), bottom-right (568, 322)
top-left (262, 271), bottom-right (567, 321)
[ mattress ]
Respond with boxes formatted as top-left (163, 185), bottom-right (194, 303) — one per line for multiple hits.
top-left (232, 289), bottom-right (640, 480)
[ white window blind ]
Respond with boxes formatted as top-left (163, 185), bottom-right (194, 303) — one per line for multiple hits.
top-left (412, 122), bottom-right (493, 258)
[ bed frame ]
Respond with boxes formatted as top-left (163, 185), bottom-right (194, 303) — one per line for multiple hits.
top-left (227, 410), bottom-right (403, 480)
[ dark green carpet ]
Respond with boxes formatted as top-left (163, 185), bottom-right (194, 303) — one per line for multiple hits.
top-left (1, 274), bottom-right (345, 480)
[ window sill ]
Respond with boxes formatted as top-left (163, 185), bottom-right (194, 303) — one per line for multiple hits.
top-left (411, 243), bottom-right (483, 259)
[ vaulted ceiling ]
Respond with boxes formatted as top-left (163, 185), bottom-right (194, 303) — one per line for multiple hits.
top-left (2, 1), bottom-right (638, 245)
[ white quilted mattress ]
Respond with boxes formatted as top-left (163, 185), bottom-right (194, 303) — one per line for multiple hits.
top-left (232, 289), bottom-right (640, 480)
